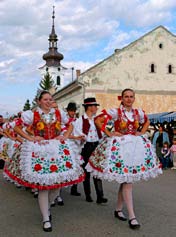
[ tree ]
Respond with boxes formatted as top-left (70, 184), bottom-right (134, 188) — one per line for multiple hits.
top-left (31, 72), bottom-right (57, 109)
top-left (23, 99), bottom-right (31, 111)
top-left (39, 72), bottom-right (57, 91)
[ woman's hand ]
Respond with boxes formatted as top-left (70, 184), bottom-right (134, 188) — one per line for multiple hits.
top-left (109, 131), bottom-right (123, 137)
top-left (55, 135), bottom-right (66, 141)
top-left (135, 131), bottom-right (144, 136)
top-left (29, 136), bottom-right (44, 142)
top-left (74, 135), bottom-right (86, 141)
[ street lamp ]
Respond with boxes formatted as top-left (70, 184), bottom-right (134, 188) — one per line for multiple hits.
top-left (71, 67), bottom-right (74, 81)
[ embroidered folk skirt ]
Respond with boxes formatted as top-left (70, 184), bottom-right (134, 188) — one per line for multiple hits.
top-left (86, 135), bottom-right (162, 183)
top-left (4, 139), bottom-right (85, 190)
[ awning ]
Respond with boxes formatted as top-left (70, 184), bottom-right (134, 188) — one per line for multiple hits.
top-left (160, 112), bottom-right (176, 123)
top-left (147, 112), bottom-right (170, 123)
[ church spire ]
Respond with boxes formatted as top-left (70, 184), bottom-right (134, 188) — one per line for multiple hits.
top-left (49, 5), bottom-right (57, 48)
top-left (51, 6), bottom-right (56, 35)
top-left (42, 6), bottom-right (64, 67)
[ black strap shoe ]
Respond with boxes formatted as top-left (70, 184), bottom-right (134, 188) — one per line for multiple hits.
top-left (128, 218), bottom-right (140, 229)
top-left (43, 221), bottom-right (52, 232)
top-left (114, 210), bottom-right (127, 221)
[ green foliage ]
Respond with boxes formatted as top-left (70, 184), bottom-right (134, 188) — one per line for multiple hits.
top-left (39, 72), bottom-right (57, 90)
top-left (23, 99), bottom-right (31, 111)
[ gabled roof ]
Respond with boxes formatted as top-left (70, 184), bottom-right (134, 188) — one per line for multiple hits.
top-left (78, 25), bottom-right (175, 77)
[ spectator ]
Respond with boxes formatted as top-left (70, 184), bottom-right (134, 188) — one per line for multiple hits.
top-left (152, 125), bottom-right (170, 161)
top-left (161, 142), bottom-right (170, 169)
top-left (0, 115), bottom-right (5, 169)
top-left (170, 138), bottom-right (176, 170)
top-left (0, 115), bottom-right (4, 138)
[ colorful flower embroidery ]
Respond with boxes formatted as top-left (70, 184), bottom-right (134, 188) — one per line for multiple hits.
top-left (55, 121), bottom-right (61, 130)
top-left (116, 162), bottom-right (122, 168)
top-left (34, 164), bottom-right (42, 172)
top-left (50, 164), bottom-right (58, 172)
top-left (63, 149), bottom-right (70, 156)
top-left (66, 161), bottom-right (72, 169)
top-left (111, 146), bottom-right (116, 151)
top-left (31, 141), bottom-right (74, 175)
top-left (36, 122), bottom-right (45, 131)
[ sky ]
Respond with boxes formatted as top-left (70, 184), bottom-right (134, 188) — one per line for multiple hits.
top-left (0, 0), bottom-right (176, 116)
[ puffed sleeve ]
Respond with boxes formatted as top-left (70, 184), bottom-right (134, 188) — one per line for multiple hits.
top-left (107, 108), bottom-right (118, 121)
top-left (2, 123), bottom-right (8, 130)
top-left (60, 110), bottom-right (69, 125)
top-left (138, 109), bottom-right (148, 124)
top-left (21, 110), bottom-right (34, 126)
top-left (9, 121), bottom-right (16, 129)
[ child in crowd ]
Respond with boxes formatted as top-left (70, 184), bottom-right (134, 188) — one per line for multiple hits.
top-left (170, 138), bottom-right (176, 170)
top-left (161, 142), bottom-right (170, 169)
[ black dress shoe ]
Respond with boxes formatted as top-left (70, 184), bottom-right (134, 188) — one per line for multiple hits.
top-left (86, 196), bottom-right (93, 202)
top-left (71, 191), bottom-right (81, 196)
top-left (43, 221), bottom-right (52, 232)
top-left (57, 200), bottom-right (64, 206)
top-left (33, 191), bottom-right (38, 198)
top-left (128, 218), bottom-right (141, 229)
top-left (50, 201), bottom-right (56, 207)
top-left (114, 210), bottom-right (127, 221)
top-left (96, 197), bottom-right (108, 204)
top-left (56, 196), bottom-right (64, 206)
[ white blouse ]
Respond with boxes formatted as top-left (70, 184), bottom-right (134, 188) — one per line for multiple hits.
top-left (21, 107), bottom-right (69, 126)
top-left (73, 113), bottom-right (100, 142)
top-left (107, 106), bottom-right (146, 124)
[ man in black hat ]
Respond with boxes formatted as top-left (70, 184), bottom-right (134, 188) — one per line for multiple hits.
top-left (73, 98), bottom-right (108, 204)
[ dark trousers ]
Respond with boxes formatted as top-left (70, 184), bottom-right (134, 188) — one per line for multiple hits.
top-left (161, 156), bottom-right (169, 169)
top-left (0, 159), bottom-right (5, 169)
top-left (81, 142), bottom-right (104, 199)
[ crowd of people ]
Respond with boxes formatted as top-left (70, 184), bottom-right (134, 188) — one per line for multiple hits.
top-left (151, 124), bottom-right (176, 170)
top-left (0, 89), bottom-right (163, 232)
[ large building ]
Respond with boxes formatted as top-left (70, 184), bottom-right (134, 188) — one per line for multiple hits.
top-left (53, 26), bottom-right (176, 114)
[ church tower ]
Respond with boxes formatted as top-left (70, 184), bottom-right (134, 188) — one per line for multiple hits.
top-left (39, 6), bottom-right (65, 91)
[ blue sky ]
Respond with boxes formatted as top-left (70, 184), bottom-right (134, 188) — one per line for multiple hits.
top-left (0, 0), bottom-right (176, 116)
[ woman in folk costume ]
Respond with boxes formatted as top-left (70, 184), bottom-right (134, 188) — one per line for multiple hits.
top-left (12, 91), bottom-right (85, 232)
top-left (86, 88), bottom-right (162, 229)
top-left (3, 118), bottom-right (25, 188)
top-left (0, 120), bottom-right (22, 164)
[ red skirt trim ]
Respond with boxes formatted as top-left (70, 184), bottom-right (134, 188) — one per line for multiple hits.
top-left (4, 167), bottom-right (85, 190)
top-left (88, 160), bottom-right (103, 172)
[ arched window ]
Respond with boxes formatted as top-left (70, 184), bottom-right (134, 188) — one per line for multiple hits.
top-left (57, 76), bottom-right (61, 85)
top-left (168, 65), bottom-right (172, 74)
top-left (159, 43), bottom-right (163, 49)
top-left (150, 64), bottom-right (155, 73)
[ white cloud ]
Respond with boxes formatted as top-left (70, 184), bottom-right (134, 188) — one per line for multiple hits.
top-left (0, 59), bottom-right (15, 69)
top-left (105, 30), bottom-right (146, 52)
top-left (0, 0), bottom-right (176, 114)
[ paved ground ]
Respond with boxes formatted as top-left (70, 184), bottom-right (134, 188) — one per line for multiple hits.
top-left (0, 169), bottom-right (176, 237)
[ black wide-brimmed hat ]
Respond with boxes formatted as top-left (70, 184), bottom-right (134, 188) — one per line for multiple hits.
top-left (66, 102), bottom-right (77, 111)
top-left (82, 97), bottom-right (100, 106)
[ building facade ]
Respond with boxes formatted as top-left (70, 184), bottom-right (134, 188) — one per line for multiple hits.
top-left (54, 26), bottom-right (176, 114)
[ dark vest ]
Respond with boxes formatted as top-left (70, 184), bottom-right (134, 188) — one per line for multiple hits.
top-left (82, 115), bottom-right (102, 139)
